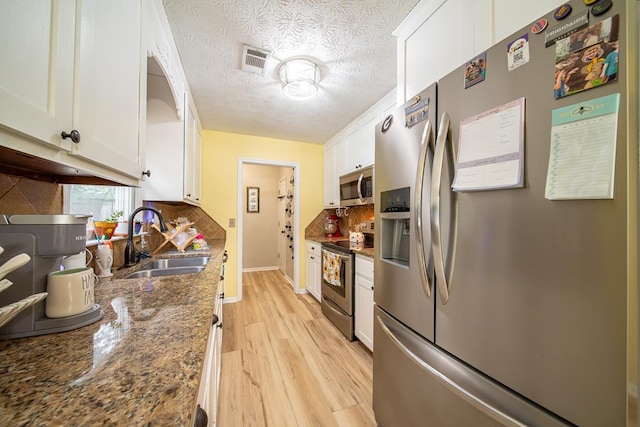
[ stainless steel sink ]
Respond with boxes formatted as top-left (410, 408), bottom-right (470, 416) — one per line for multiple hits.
top-left (124, 265), bottom-right (206, 279)
top-left (139, 256), bottom-right (211, 271)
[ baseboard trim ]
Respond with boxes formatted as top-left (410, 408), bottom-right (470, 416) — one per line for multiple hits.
top-left (242, 266), bottom-right (279, 273)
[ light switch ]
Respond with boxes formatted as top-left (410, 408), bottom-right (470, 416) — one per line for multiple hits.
top-left (229, 218), bottom-right (235, 228)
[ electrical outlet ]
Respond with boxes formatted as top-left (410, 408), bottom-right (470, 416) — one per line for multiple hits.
top-left (229, 218), bottom-right (235, 228)
top-left (360, 222), bottom-right (368, 230)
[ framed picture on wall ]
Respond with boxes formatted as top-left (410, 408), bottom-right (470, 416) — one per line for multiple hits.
top-left (247, 187), bottom-right (260, 213)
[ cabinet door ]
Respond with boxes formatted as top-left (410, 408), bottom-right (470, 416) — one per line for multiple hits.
top-left (324, 143), bottom-right (341, 207)
top-left (211, 286), bottom-right (224, 426)
top-left (493, 0), bottom-right (565, 43)
top-left (71, 0), bottom-right (143, 179)
top-left (306, 252), bottom-right (318, 302)
top-left (345, 127), bottom-right (362, 172)
top-left (334, 137), bottom-right (349, 178)
top-left (355, 274), bottom-right (374, 351)
top-left (359, 112), bottom-right (378, 168)
top-left (184, 100), bottom-right (201, 203)
top-left (401, 0), bottom-right (491, 103)
top-left (0, 1), bottom-right (75, 150)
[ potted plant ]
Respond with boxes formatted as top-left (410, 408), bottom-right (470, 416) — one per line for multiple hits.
top-left (93, 210), bottom-right (123, 240)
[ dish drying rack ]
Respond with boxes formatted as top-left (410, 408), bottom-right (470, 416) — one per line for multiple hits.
top-left (151, 222), bottom-right (196, 254)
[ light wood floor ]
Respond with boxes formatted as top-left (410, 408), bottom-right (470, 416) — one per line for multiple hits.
top-left (218, 270), bottom-right (375, 427)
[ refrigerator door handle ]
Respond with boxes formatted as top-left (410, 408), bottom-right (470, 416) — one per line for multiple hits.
top-left (431, 112), bottom-right (453, 305)
top-left (415, 119), bottom-right (435, 299)
top-left (376, 315), bottom-right (525, 427)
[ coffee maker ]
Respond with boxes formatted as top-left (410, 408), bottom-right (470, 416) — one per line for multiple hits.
top-left (0, 214), bottom-right (103, 339)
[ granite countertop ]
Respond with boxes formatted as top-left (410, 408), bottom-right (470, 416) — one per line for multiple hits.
top-left (0, 239), bottom-right (226, 426)
top-left (305, 235), bottom-right (374, 258)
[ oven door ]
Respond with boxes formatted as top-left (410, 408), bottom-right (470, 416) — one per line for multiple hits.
top-left (321, 248), bottom-right (353, 315)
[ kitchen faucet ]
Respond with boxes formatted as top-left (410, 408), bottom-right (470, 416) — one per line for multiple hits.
top-left (123, 207), bottom-right (169, 267)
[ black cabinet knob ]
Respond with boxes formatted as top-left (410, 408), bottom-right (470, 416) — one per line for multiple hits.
top-left (142, 170), bottom-right (151, 177)
top-left (212, 314), bottom-right (219, 326)
top-left (61, 129), bottom-right (80, 143)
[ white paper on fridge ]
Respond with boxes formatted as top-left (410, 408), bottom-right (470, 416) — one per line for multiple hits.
top-left (452, 98), bottom-right (525, 192)
top-left (544, 93), bottom-right (620, 200)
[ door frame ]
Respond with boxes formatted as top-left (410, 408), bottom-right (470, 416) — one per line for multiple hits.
top-left (237, 157), bottom-right (301, 301)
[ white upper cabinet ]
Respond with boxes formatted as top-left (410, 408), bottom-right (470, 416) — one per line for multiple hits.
top-left (0, 1), bottom-right (75, 151)
top-left (323, 144), bottom-right (339, 207)
top-left (184, 99), bottom-right (202, 204)
top-left (144, 73), bottom-right (202, 206)
top-left (358, 111), bottom-right (378, 168)
top-left (334, 137), bottom-right (349, 179)
top-left (395, 0), bottom-right (491, 104)
top-left (0, 0), bottom-right (144, 186)
top-left (142, 0), bottom-right (202, 206)
top-left (345, 110), bottom-right (378, 172)
top-left (323, 90), bottom-right (394, 208)
top-left (396, 0), bottom-right (568, 105)
top-left (70, 0), bottom-right (143, 179)
top-left (493, 0), bottom-right (566, 44)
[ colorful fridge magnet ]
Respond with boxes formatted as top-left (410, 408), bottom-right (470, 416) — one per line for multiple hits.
top-left (531, 19), bottom-right (548, 34)
top-left (553, 14), bottom-right (619, 99)
top-left (554, 4), bottom-right (572, 20)
top-left (592, 0), bottom-right (612, 16)
top-left (404, 96), bottom-right (429, 128)
top-left (583, 0), bottom-right (599, 4)
top-left (507, 33), bottom-right (530, 71)
top-left (545, 10), bottom-right (589, 47)
top-left (464, 52), bottom-right (487, 89)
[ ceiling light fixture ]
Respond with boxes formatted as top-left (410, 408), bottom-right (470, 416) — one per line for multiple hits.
top-left (278, 58), bottom-right (321, 100)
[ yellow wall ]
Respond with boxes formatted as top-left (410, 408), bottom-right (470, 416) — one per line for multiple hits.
top-left (200, 130), bottom-right (324, 299)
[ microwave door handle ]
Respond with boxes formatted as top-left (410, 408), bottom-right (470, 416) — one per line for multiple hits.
top-left (357, 173), bottom-right (364, 202)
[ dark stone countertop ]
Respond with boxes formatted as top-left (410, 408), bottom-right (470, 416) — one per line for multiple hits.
top-left (0, 239), bottom-right (226, 426)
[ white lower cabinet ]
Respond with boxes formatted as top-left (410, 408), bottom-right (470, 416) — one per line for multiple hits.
top-left (355, 255), bottom-right (374, 351)
top-left (195, 280), bottom-right (224, 426)
top-left (305, 240), bottom-right (322, 302)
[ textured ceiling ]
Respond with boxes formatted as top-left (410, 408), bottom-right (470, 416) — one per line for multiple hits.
top-left (161, 0), bottom-right (419, 144)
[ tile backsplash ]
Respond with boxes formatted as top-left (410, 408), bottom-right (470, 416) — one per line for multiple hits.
top-left (0, 173), bottom-right (62, 214)
top-left (0, 172), bottom-right (225, 268)
top-left (305, 205), bottom-right (375, 238)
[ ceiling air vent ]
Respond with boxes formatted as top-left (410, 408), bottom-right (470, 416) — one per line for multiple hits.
top-left (241, 45), bottom-right (270, 75)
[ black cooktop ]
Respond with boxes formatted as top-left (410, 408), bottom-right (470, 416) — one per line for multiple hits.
top-left (322, 238), bottom-right (373, 253)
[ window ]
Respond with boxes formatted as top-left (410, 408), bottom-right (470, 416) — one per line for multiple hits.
top-left (64, 185), bottom-right (135, 221)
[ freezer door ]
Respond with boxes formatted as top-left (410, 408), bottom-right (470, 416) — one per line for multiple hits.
top-left (373, 307), bottom-right (568, 427)
top-left (374, 84), bottom-right (437, 342)
top-left (432, 2), bottom-right (628, 426)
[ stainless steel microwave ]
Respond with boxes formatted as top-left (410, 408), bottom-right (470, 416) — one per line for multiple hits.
top-left (339, 166), bottom-right (374, 206)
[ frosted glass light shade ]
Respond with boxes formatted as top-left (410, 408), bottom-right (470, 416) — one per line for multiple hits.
top-left (279, 59), bottom-right (321, 100)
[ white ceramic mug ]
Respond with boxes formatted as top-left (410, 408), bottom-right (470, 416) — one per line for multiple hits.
top-left (46, 267), bottom-right (97, 318)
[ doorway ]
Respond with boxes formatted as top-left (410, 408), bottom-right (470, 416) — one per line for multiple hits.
top-left (236, 158), bottom-right (300, 301)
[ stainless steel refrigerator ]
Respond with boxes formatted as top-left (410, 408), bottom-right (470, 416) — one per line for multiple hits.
top-left (373, 1), bottom-right (636, 426)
